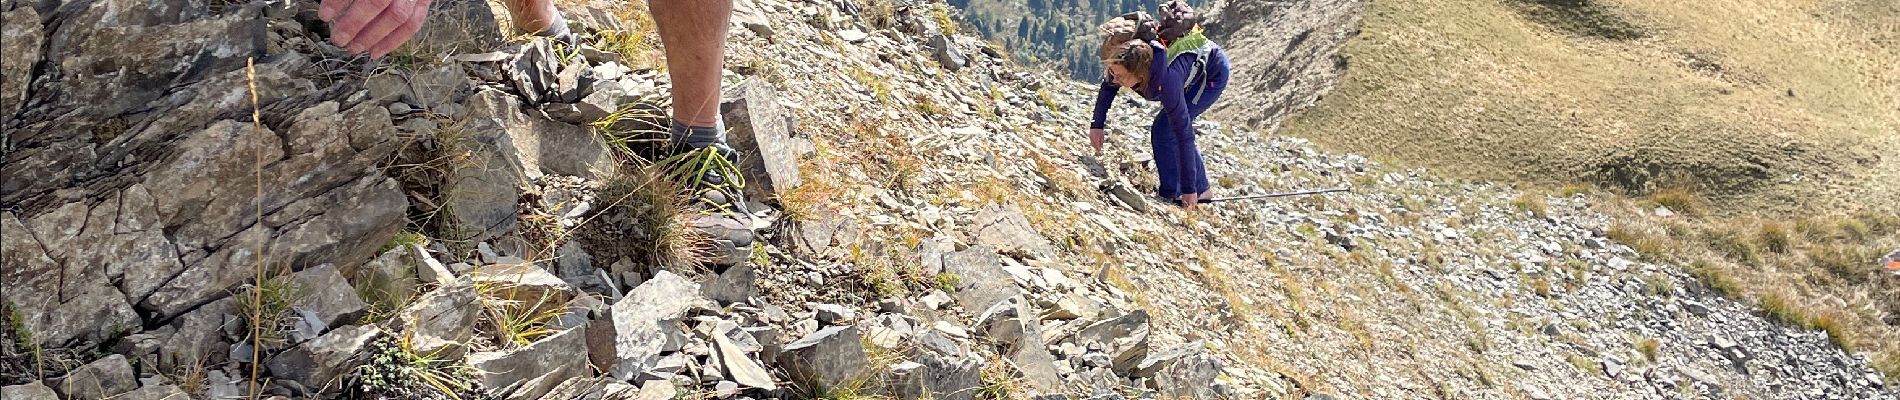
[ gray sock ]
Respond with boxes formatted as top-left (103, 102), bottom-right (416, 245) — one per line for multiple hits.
top-left (670, 119), bottom-right (728, 151)
top-left (537, 12), bottom-right (571, 37)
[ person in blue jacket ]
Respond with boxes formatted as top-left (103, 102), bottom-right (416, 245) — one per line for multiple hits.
top-left (1089, 6), bottom-right (1229, 211)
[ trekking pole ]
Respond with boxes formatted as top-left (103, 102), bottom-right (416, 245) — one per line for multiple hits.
top-left (1198, 188), bottom-right (1350, 204)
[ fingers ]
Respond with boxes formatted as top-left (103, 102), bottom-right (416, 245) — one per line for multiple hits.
top-left (369, 0), bottom-right (431, 58)
top-left (319, 0), bottom-right (346, 21)
top-left (345, 11), bottom-right (401, 54)
top-left (347, 1), bottom-right (411, 54)
top-left (330, 0), bottom-right (395, 53)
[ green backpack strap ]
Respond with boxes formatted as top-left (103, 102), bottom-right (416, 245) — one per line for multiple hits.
top-left (1165, 28), bottom-right (1208, 62)
top-left (1165, 29), bottom-right (1216, 104)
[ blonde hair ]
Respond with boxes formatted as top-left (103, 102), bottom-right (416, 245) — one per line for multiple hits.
top-left (1099, 19), bottom-right (1153, 86)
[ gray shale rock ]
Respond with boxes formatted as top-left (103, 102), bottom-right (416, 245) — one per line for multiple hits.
top-left (112, 384), bottom-right (191, 400)
top-left (353, 247), bottom-right (421, 312)
top-left (942, 246), bottom-right (1026, 313)
top-left (469, 262), bottom-right (575, 305)
top-left (467, 326), bottom-right (591, 400)
top-left (983, 298), bottom-right (1064, 392)
top-left (778, 325), bottom-right (872, 390)
top-left (0, 212), bottom-right (139, 349)
top-left (1075, 310), bottom-right (1152, 375)
top-left (289, 263), bottom-right (370, 331)
top-left (266, 324), bottom-right (381, 390)
top-left (511, 39), bottom-right (561, 104)
top-left (605, 270), bottom-right (710, 380)
top-left (814, 303), bottom-right (857, 326)
top-left (892, 336), bottom-right (984, 400)
top-left (713, 323), bottom-right (779, 390)
top-left (929, 34), bottom-right (967, 72)
top-left (391, 282), bottom-right (481, 357)
top-left (0, 382), bottom-right (59, 400)
top-left (703, 263), bottom-right (760, 306)
top-left (971, 205), bottom-right (1060, 260)
top-left (446, 89), bottom-right (617, 241)
top-left (1, 4), bottom-right (40, 118)
top-left (722, 78), bottom-right (807, 201)
top-left (51, 354), bottom-right (136, 400)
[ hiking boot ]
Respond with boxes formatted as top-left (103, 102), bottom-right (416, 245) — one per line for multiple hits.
top-left (1159, 190), bottom-right (1212, 208)
top-left (670, 120), bottom-right (757, 266)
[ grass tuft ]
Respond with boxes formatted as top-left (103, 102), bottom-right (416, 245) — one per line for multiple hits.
top-left (234, 269), bottom-right (303, 350)
top-left (859, 0), bottom-right (896, 31)
top-left (1636, 337), bottom-right (1660, 362)
top-left (1808, 243), bottom-right (1873, 284)
top-left (1605, 223), bottom-right (1666, 260)
top-left (596, 2), bottom-right (664, 71)
top-left (1686, 259), bottom-right (1742, 297)
top-left (594, 164), bottom-right (714, 270)
top-left (1757, 291), bottom-right (1804, 326)
top-left (1035, 88), bottom-right (1061, 112)
top-left (1511, 192), bottom-right (1548, 217)
top-left (849, 66), bottom-right (892, 105)
top-left (474, 281), bottom-right (567, 350)
top-left (977, 356), bottom-right (1023, 400)
top-left (2, 302), bottom-right (46, 381)
top-left (1756, 221), bottom-right (1792, 254)
top-left (1641, 273), bottom-right (1675, 297)
top-left (1645, 189), bottom-right (1705, 217)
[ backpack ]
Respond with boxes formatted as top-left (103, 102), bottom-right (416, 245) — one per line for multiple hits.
top-left (1100, 0), bottom-right (1197, 44)
top-left (1155, 0), bottom-right (1198, 42)
top-left (1100, 1), bottom-right (1219, 103)
top-left (1168, 35), bottom-right (1219, 104)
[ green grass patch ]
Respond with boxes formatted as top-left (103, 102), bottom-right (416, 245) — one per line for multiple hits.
top-left (1511, 192), bottom-right (1549, 217)
top-left (933, 272), bottom-right (960, 293)
top-left (1756, 221), bottom-right (1793, 254)
top-left (1686, 259), bottom-right (1742, 297)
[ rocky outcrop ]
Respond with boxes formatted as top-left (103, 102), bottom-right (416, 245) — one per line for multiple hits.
top-left (2, 0), bottom-right (406, 353)
top-left (1202, 0), bottom-right (1369, 132)
top-left (2, 0), bottom-right (1891, 398)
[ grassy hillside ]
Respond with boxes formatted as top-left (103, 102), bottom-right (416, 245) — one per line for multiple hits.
top-left (1281, 0), bottom-right (1896, 208)
top-left (1275, 0), bottom-right (1900, 377)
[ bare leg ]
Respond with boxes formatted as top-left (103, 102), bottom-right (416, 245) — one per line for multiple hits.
top-left (503, 0), bottom-right (561, 34)
top-left (650, 0), bottom-right (733, 128)
top-left (649, 0), bottom-right (750, 267)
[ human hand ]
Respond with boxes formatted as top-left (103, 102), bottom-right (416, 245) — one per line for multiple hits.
top-left (320, 0), bottom-right (433, 59)
top-left (1180, 192), bottom-right (1198, 212)
top-left (1089, 128), bottom-right (1106, 153)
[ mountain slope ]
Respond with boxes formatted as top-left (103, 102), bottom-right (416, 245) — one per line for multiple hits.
top-left (1240, 0), bottom-right (1898, 208)
top-left (739, 1), bottom-right (1895, 398)
top-left (0, 0), bottom-right (1893, 398)
top-left (1200, 0), bottom-right (1900, 381)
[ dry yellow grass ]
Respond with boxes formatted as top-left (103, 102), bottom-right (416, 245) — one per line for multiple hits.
top-left (1599, 195), bottom-right (1900, 378)
top-left (1278, 0), bottom-right (1898, 209)
top-left (1271, 0), bottom-right (1896, 377)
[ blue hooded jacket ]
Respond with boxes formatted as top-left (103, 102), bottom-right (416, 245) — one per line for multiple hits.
top-left (1090, 38), bottom-right (1230, 199)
